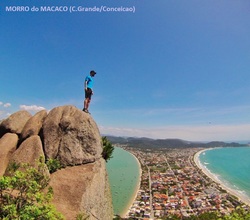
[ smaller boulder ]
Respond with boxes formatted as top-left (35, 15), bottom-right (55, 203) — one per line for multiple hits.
top-left (0, 133), bottom-right (18, 176)
top-left (0, 111), bottom-right (32, 138)
top-left (21, 110), bottom-right (47, 141)
top-left (7, 135), bottom-right (49, 177)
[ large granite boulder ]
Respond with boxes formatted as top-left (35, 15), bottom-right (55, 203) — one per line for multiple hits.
top-left (7, 135), bottom-right (49, 176)
top-left (0, 133), bottom-right (18, 176)
top-left (0, 111), bottom-right (32, 138)
top-left (49, 159), bottom-right (113, 220)
top-left (21, 110), bottom-right (47, 141)
top-left (43, 106), bottom-right (102, 166)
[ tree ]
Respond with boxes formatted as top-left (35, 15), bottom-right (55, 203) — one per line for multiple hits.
top-left (223, 207), bottom-right (250, 220)
top-left (186, 212), bottom-right (219, 220)
top-left (0, 161), bottom-right (64, 220)
top-left (102, 136), bottom-right (114, 162)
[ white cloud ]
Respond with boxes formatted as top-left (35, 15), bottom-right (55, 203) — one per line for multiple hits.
top-left (0, 102), bottom-right (11, 107)
top-left (3, 103), bottom-right (11, 108)
top-left (99, 124), bottom-right (250, 142)
top-left (0, 102), bottom-right (12, 119)
top-left (19, 105), bottom-right (46, 112)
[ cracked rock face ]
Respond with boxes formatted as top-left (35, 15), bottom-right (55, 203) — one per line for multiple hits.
top-left (42, 106), bottom-right (102, 166)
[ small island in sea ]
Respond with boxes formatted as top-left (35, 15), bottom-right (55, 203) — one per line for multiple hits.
top-left (107, 136), bottom-right (250, 219)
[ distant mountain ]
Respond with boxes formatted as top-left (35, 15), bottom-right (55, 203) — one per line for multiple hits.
top-left (105, 135), bottom-right (246, 149)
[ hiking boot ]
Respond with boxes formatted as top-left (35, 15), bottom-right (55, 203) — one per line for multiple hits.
top-left (83, 108), bottom-right (90, 114)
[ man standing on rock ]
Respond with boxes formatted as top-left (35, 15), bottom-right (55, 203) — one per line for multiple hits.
top-left (83, 70), bottom-right (96, 113)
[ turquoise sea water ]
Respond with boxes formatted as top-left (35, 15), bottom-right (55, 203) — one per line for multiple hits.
top-left (106, 147), bottom-right (140, 216)
top-left (199, 147), bottom-right (250, 199)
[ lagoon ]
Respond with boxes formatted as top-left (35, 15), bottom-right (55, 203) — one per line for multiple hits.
top-left (106, 147), bottom-right (140, 217)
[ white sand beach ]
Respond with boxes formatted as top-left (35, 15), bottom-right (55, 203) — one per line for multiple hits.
top-left (121, 153), bottom-right (142, 218)
top-left (194, 149), bottom-right (250, 206)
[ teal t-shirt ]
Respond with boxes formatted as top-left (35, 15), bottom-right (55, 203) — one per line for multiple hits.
top-left (85, 75), bottom-right (93, 89)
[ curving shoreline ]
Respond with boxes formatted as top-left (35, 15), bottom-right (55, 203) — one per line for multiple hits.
top-left (121, 151), bottom-right (142, 218)
top-left (194, 148), bottom-right (250, 206)
top-left (107, 147), bottom-right (142, 217)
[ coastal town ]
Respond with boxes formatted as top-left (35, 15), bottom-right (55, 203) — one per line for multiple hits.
top-left (119, 147), bottom-right (250, 219)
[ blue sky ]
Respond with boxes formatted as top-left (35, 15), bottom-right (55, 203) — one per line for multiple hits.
top-left (1, 0), bottom-right (250, 141)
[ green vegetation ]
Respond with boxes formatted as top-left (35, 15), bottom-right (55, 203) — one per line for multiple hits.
top-left (46, 158), bottom-right (62, 173)
top-left (223, 207), bottom-right (250, 220)
top-left (102, 136), bottom-right (114, 162)
top-left (170, 164), bottom-right (181, 170)
top-left (76, 211), bottom-right (89, 220)
top-left (0, 161), bottom-right (64, 220)
top-left (164, 207), bottom-right (250, 220)
top-left (6, 162), bottom-right (20, 173)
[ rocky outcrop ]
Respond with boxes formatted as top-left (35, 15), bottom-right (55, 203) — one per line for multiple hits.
top-left (49, 159), bottom-right (113, 220)
top-left (0, 105), bottom-right (113, 220)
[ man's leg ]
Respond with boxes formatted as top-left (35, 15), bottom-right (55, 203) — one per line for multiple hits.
top-left (86, 98), bottom-right (90, 110)
top-left (83, 98), bottom-right (87, 111)
top-left (83, 98), bottom-right (90, 112)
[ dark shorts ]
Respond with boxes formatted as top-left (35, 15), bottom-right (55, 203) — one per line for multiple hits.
top-left (85, 88), bottom-right (93, 100)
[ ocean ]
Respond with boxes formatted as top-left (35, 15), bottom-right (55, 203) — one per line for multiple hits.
top-left (106, 147), bottom-right (140, 216)
top-left (199, 147), bottom-right (250, 200)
